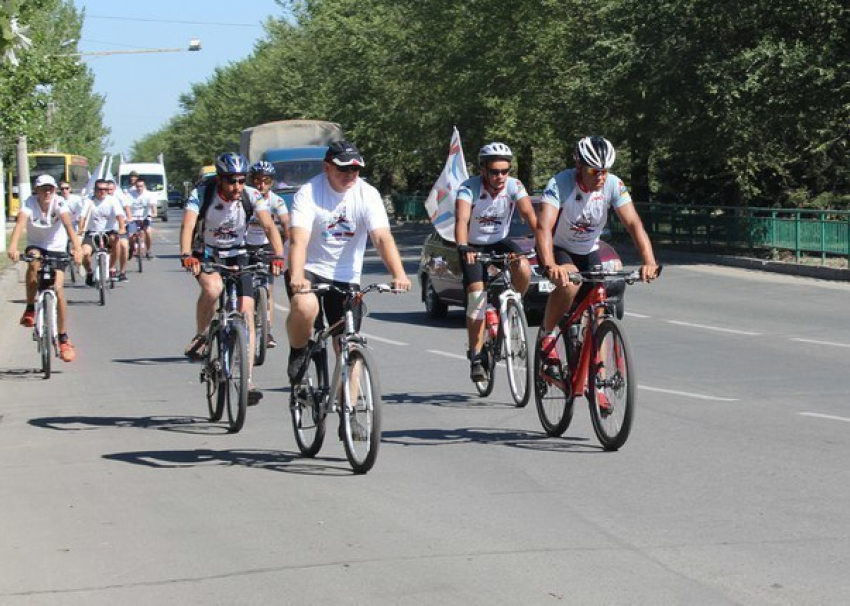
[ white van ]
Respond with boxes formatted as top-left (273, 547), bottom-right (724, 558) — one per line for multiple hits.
top-left (118, 161), bottom-right (169, 222)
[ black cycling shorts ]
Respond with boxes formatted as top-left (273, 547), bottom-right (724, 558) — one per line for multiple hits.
top-left (24, 246), bottom-right (69, 272)
top-left (552, 247), bottom-right (603, 272)
top-left (284, 270), bottom-right (362, 333)
top-left (459, 239), bottom-right (524, 288)
top-left (193, 249), bottom-right (253, 298)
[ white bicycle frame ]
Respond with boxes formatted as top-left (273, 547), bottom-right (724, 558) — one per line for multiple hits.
top-left (35, 282), bottom-right (58, 356)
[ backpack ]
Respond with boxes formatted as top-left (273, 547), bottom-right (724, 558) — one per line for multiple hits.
top-left (192, 180), bottom-right (254, 251)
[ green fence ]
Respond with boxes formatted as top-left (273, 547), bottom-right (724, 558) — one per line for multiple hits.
top-left (393, 194), bottom-right (430, 221)
top-left (611, 203), bottom-right (850, 265)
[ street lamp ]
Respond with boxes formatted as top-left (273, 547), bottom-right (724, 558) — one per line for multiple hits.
top-left (62, 39), bottom-right (202, 58)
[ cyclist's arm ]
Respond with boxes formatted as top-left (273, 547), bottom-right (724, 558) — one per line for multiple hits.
top-left (60, 211), bottom-right (82, 264)
top-left (288, 226), bottom-right (311, 293)
top-left (149, 195), bottom-right (157, 218)
top-left (179, 208), bottom-right (198, 256)
top-left (535, 203), bottom-right (569, 285)
top-left (256, 209), bottom-right (284, 258)
top-left (454, 198), bottom-right (478, 267)
top-left (371, 227), bottom-right (411, 291)
top-left (614, 203), bottom-right (659, 281)
top-left (6, 212), bottom-right (27, 262)
top-left (516, 195), bottom-right (537, 232)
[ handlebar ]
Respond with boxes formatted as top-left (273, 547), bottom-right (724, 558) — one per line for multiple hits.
top-left (200, 262), bottom-right (267, 274)
top-left (475, 251), bottom-right (535, 265)
top-left (568, 265), bottom-right (663, 285)
top-left (301, 282), bottom-right (405, 296)
top-left (21, 253), bottom-right (71, 265)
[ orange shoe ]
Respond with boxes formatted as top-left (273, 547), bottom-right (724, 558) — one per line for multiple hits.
top-left (20, 309), bottom-right (35, 327)
top-left (59, 341), bottom-right (76, 362)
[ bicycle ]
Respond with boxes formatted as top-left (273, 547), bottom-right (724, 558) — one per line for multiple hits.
top-left (533, 266), bottom-right (662, 450)
top-left (199, 260), bottom-right (265, 433)
top-left (87, 232), bottom-right (114, 306)
top-left (289, 283), bottom-right (400, 474)
top-left (65, 240), bottom-right (78, 284)
top-left (247, 249), bottom-right (274, 367)
top-left (472, 251), bottom-right (534, 407)
top-left (21, 253), bottom-right (70, 380)
top-left (127, 220), bottom-right (147, 273)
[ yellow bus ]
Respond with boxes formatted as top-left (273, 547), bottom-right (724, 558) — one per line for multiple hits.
top-left (6, 152), bottom-right (90, 217)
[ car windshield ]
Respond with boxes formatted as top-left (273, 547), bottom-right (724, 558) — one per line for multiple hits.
top-left (508, 213), bottom-right (533, 238)
top-left (271, 160), bottom-right (324, 192)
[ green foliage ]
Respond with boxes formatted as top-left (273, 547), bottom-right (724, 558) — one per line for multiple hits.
top-left (135, 0), bottom-right (848, 204)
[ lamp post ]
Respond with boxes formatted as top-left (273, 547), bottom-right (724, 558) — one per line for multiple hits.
top-left (62, 39), bottom-right (201, 58)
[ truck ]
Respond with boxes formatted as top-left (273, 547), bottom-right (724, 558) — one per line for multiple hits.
top-left (239, 119), bottom-right (344, 207)
top-left (117, 160), bottom-right (169, 222)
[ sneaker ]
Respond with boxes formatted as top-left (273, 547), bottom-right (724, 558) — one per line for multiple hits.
top-left (248, 386), bottom-right (263, 406)
top-left (470, 355), bottom-right (487, 383)
top-left (288, 345), bottom-right (311, 383)
top-left (109, 268), bottom-right (116, 280)
top-left (20, 309), bottom-right (35, 327)
top-left (146, 252), bottom-right (153, 260)
top-left (540, 335), bottom-right (562, 381)
top-left (85, 273), bottom-right (95, 287)
top-left (59, 340), bottom-right (76, 362)
top-left (184, 333), bottom-right (207, 361)
top-left (117, 272), bottom-right (129, 283)
top-left (266, 332), bottom-right (277, 349)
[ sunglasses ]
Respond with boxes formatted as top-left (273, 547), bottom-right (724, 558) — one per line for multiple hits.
top-left (222, 176), bottom-right (247, 185)
top-left (487, 168), bottom-right (510, 177)
top-left (585, 167), bottom-right (608, 178)
top-left (95, 188), bottom-right (109, 192)
top-left (334, 165), bottom-right (361, 174)
top-left (60, 186), bottom-right (70, 190)
top-left (253, 175), bottom-right (273, 184)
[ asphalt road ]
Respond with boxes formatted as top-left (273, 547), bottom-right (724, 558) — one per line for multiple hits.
top-left (1, 213), bottom-right (849, 605)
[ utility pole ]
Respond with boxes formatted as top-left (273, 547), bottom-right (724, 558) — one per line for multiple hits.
top-left (16, 135), bottom-right (30, 210)
top-left (0, 138), bottom-right (5, 253)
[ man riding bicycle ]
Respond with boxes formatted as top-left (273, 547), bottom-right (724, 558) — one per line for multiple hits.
top-left (123, 176), bottom-right (158, 260)
top-left (535, 136), bottom-right (659, 376)
top-left (79, 178), bottom-right (127, 286)
top-left (286, 140), bottom-right (411, 383)
top-left (455, 142), bottom-right (537, 383)
top-left (179, 152), bottom-right (285, 404)
top-left (7, 174), bottom-right (82, 362)
top-left (246, 160), bottom-right (290, 348)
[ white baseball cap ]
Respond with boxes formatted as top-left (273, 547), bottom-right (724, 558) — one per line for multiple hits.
top-left (34, 174), bottom-right (57, 188)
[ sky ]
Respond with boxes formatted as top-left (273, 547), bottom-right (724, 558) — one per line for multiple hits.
top-left (74, 0), bottom-right (288, 157)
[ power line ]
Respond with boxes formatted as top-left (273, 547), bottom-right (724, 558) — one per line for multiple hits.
top-left (86, 15), bottom-right (264, 28)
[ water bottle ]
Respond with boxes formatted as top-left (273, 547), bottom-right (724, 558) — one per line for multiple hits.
top-left (485, 306), bottom-right (498, 339)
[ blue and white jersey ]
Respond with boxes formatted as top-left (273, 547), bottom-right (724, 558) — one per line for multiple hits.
top-left (541, 169), bottom-right (632, 254)
top-left (455, 176), bottom-right (529, 245)
top-left (186, 185), bottom-right (269, 251)
top-left (245, 190), bottom-right (288, 246)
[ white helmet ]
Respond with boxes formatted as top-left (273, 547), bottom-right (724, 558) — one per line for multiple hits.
top-left (478, 142), bottom-right (513, 166)
top-left (574, 136), bottom-right (616, 169)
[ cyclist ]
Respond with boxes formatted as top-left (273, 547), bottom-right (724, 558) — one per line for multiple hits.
top-left (106, 179), bottom-right (131, 281)
top-left (455, 142), bottom-right (537, 383)
top-left (79, 178), bottom-right (127, 286)
top-left (6, 174), bottom-right (82, 362)
top-left (58, 180), bottom-right (85, 231)
top-left (535, 135), bottom-right (659, 376)
top-left (179, 152), bottom-right (285, 404)
top-left (246, 160), bottom-right (290, 348)
top-left (286, 140), bottom-right (411, 383)
top-left (123, 176), bottom-right (158, 260)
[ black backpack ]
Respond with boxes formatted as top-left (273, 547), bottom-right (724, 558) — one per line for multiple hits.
top-left (192, 180), bottom-right (254, 250)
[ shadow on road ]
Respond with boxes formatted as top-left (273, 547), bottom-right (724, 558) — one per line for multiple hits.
top-left (383, 391), bottom-right (518, 409)
top-left (28, 414), bottom-right (229, 435)
top-left (0, 367), bottom-right (49, 380)
top-left (112, 356), bottom-right (191, 365)
top-left (381, 426), bottom-right (601, 453)
top-left (102, 448), bottom-right (354, 476)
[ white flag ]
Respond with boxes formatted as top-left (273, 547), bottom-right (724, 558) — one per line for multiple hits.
top-left (424, 127), bottom-right (468, 242)
top-left (81, 155), bottom-right (107, 198)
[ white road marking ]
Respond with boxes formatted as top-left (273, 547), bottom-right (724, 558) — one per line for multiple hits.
top-left (625, 311), bottom-right (651, 319)
top-left (361, 333), bottom-right (407, 346)
top-left (428, 350), bottom-right (468, 361)
top-left (790, 338), bottom-right (850, 349)
top-left (274, 303), bottom-right (289, 312)
top-left (639, 385), bottom-right (740, 402)
top-left (798, 412), bottom-right (850, 423)
top-left (666, 320), bottom-right (761, 336)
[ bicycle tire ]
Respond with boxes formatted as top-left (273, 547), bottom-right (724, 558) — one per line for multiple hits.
top-left (253, 286), bottom-right (268, 367)
top-left (224, 319), bottom-right (249, 433)
top-left (291, 346), bottom-right (328, 457)
top-left (97, 254), bottom-right (108, 306)
top-left (341, 347), bottom-right (382, 474)
top-left (588, 318), bottom-right (635, 451)
top-left (205, 328), bottom-right (224, 422)
top-left (505, 299), bottom-right (532, 408)
top-left (67, 258), bottom-right (77, 283)
top-left (136, 238), bottom-right (144, 274)
top-left (533, 326), bottom-right (575, 436)
top-left (473, 338), bottom-right (497, 397)
top-left (40, 291), bottom-right (55, 380)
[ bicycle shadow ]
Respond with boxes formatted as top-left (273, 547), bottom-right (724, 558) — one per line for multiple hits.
top-left (382, 391), bottom-right (517, 409)
top-left (103, 448), bottom-right (354, 476)
top-left (28, 415), bottom-right (230, 436)
top-left (0, 367), bottom-right (50, 381)
top-left (112, 356), bottom-right (191, 365)
top-left (381, 426), bottom-right (601, 453)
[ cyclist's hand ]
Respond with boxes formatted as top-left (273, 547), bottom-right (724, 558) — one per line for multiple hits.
top-left (181, 254), bottom-right (200, 275)
top-left (290, 277), bottom-right (312, 294)
top-left (457, 244), bottom-right (477, 266)
top-left (391, 275), bottom-right (412, 292)
top-left (271, 256), bottom-right (285, 276)
top-left (640, 263), bottom-right (660, 282)
top-left (8, 249), bottom-right (20, 263)
top-left (545, 264), bottom-right (570, 287)
top-left (72, 248), bottom-right (82, 266)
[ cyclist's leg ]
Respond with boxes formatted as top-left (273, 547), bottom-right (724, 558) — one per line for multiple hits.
top-left (22, 246), bottom-right (41, 305)
top-left (284, 270), bottom-right (320, 382)
top-left (459, 244), bottom-right (489, 379)
top-left (541, 247), bottom-right (582, 333)
top-left (492, 239), bottom-right (532, 296)
top-left (144, 220), bottom-right (153, 254)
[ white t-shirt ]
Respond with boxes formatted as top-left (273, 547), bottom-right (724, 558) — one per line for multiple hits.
top-left (290, 175), bottom-right (389, 283)
top-left (125, 188), bottom-right (157, 220)
top-left (20, 195), bottom-right (70, 252)
top-left (61, 194), bottom-right (85, 226)
top-left (245, 189), bottom-right (288, 246)
top-left (186, 185), bottom-right (269, 252)
top-left (455, 176), bottom-right (528, 245)
top-left (84, 195), bottom-right (125, 233)
top-left (541, 169), bottom-right (632, 255)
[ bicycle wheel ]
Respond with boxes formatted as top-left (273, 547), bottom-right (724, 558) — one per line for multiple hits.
top-left (136, 238), bottom-right (144, 273)
top-left (97, 254), bottom-right (107, 306)
top-left (291, 346), bottom-right (328, 457)
top-left (588, 318), bottom-right (635, 451)
top-left (253, 286), bottom-right (268, 367)
top-left (224, 319), bottom-right (249, 433)
top-left (505, 299), bottom-right (532, 408)
top-left (40, 292), bottom-right (55, 380)
top-left (341, 347), bottom-right (382, 474)
top-left (205, 327), bottom-right (224, 422)
top-left (533, 326), bottom-right (575, 436)
top-left (473, 338), bottom-right (497, 397)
